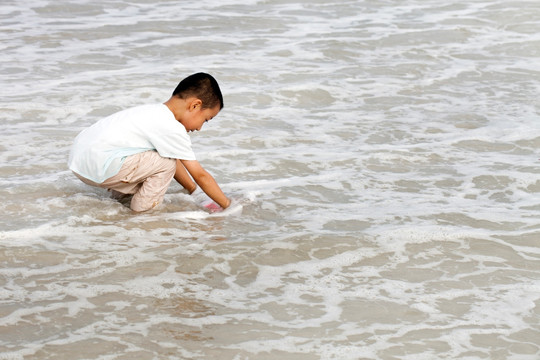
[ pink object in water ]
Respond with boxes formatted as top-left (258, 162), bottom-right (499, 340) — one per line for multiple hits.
top-left (203, 201), bottom-right (223, 212)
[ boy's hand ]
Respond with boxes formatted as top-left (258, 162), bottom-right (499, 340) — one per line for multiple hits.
top-left (181, 159), bottom-right (230, 209)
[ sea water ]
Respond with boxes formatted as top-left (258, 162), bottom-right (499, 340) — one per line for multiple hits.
top-left (1, 0), bottom-right (539, 359)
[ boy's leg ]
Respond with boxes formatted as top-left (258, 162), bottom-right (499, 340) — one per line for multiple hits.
top-left (73, 170), bottom-right (136, 206)
top-left (101, 151), bottom-right (176, 212)
top-left (130, 153), bottom-right (176, 212)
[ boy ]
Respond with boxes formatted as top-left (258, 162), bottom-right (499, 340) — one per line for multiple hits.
top-left (68, 72), bottom-right (231, 212)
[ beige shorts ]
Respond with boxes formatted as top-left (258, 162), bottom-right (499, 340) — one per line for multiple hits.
top-left (75, 151), bottom-right (176, 212)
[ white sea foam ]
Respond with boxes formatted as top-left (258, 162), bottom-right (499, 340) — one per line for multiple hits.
top-left (1, 0), bottom-right (539, 358)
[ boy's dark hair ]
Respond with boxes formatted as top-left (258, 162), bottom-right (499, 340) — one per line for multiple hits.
top-left (172, 72), bottom-right (224, 110)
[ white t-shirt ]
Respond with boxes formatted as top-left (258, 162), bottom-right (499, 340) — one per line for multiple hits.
top-left (68, 103), bottom-right (196, 183)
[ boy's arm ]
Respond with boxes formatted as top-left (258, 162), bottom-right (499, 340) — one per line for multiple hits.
top-left (179, 159), bottom-right (231, 209)
top-left (174, 159), bottom-right (197, 193)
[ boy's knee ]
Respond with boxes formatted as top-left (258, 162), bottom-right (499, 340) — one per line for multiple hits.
top-left (129, 156), bottom-right (176, 212)
top-left (164, 157), bottom-right (176, 177)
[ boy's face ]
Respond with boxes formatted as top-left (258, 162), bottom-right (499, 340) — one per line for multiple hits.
top-left (182, 101), bottom-right (220, 132)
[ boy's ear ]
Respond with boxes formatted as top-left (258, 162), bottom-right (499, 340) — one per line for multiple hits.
top-left (189, 98), bottom-right (203, 111)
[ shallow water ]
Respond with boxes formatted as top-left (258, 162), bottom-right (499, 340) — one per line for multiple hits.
top-left (1, 0), bottom-right (539, 359)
